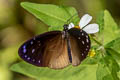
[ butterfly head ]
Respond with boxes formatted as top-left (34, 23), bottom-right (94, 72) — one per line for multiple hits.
top-left (63, 24), bottom-right (69, 31)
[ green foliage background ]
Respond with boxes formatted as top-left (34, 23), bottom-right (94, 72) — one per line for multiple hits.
top-left (0, 0), bottom-right (120, 80)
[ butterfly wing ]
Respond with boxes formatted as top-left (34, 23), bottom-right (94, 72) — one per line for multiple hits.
top-left (18, 31), bottom-right (70, 69)
top-left (68, 28), bottom-right (91, 66)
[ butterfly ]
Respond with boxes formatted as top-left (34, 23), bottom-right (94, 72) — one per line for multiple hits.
top-left (18, 14), bottom-right (99, 69)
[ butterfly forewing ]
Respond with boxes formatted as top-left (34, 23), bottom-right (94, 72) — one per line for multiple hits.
top-left (19, 31), bottom-right (70, 69)
top-left (68, 28), bottom-right (91, 66)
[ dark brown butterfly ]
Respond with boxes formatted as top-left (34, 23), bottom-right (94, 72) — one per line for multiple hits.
top-left (18, 24), bottom-right (91, 69)
top-left (18, 13), bottom-right (100, 69)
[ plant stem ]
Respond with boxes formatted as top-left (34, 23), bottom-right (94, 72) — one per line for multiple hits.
top-left (90, 35), bottom-right (106, 57)
top-left (90, 36), bottom-right (103, 46)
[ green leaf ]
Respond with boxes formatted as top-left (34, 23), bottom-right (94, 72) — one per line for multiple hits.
top-left (105, 48), bottom-right (120, 64)
top-left (35, 22), bottom-right (48, 34)
top-left (0, 46), bottom-right (18, 66)
top-left (103, 10), bottom-right (119, 44)
top-left (105, 37), bottom-right (120, 53)
top-left (82, 50), bottom-right (102, 65)
top-left (96, 53), bottom-right (120, 80)
top-left (21, 2), bottom-right (79, 29)
top-left (96, 11), bottom-right (104, 33)
top-left (96, 10), bottom-right (119, 45)
top-left (48, 26), bottom-right (63, 31)
top-left (11, 61), bottom-right (97, 80)
top-left (82, 57), bottom-right (98, 65)
top-left (118, 71), bottom-right (120, 79)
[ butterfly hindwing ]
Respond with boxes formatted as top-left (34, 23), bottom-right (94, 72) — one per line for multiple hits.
top-left (19, 31), bottom-right (70, 69)
top-left (68, 28), bottom-right (91, 66)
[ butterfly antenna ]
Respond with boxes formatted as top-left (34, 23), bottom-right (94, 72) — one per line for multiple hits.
top-left (65, 13), bottom-right (78, 24)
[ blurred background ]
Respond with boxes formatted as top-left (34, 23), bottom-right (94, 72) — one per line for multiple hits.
top-left (0, 0), bottom-right (120, 80)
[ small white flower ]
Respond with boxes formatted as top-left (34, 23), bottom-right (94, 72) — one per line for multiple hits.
top-left (68, 23), bottom-right (74, 29)
top-left (68, 14), bottom-right (99, 34)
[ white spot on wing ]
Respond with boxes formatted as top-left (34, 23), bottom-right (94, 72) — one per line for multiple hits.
top-left (86, 39), bottom-right (89, 43)
top-left (38, 60), bottom-right (41, 63)
top-left (38, 44), bottom-right (41, 46)
top-left (31, 41), bottom-right (33, 45)
top-left (32, 49), bottom-right (35, 53)
top-left (33, 59), bottom-right (35, 62)
top-left (23, 49), bottom-right (27, 53)
top-left (78, 37), bottom-right (81, 39)
top-left (82, 41), bottom-right (85, 45)
top-left (33, 37), bottom-right (36, 40)
top-left (25, 55), bottom-right (27, 58)
top-left (86, 35), bottom-right (88, 38)
top-left (82, 53), bottom-right (84, 56)
top-left (23, 45), bottom-right (26, 49)
top-left (87, 45), bottom-right (89, 48)
top-left (82, 33), bottom-right (84, 36)
top-left (80, 30), bottom-right (82, 32)
top-left (27, 57), bottom-right (30, 60)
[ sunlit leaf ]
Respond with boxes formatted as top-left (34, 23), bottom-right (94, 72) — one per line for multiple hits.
top-left (83, 50), bottom-right (102, 65)
top-left (48, 26), bottom-right (63, 31)
top-left (103, 10), bottom-right (119, 44)
top-left (118, 71), bottom-right (120, 79)
top-left (11, 61), bottom-right (98, 80)
top-left (0, 46), bottom-right (18, 66)
top-left (0, 66), bottom-right (12, 80)
top-left (96, 11), bottom-right (104, 33)
top-left (96, 10), bottom-right (119, 45)
top-left (35, 22), bottom-right (48, 34)
top-left (21, 2), bottom-right (79, 29)
top-left (105, 48), bottom-right (120, 64)
top-left (0, 46), bottom-right (18, 80)
top-left (96, 53), bottom-right (120, 80)
top-left (105, 37), bottom-right (120, 53)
